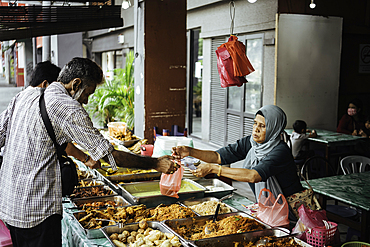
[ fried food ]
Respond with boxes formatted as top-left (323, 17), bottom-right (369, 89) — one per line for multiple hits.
top-left (189, 201), bottom-right (231, 216)
top-left (70, 186), bottom-right (113, 199)
top-left (235, 236), bottom-right (302, 247)
top-left (174, 215), bottom-right (265, 240)
top-left (127, 139), bottom-right (148, 154)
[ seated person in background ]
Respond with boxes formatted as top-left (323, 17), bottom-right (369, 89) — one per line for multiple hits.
top-left (354, 115), bottom-right (370, 157)
top-left (290, 120), bottom-right (317, 160)
top-left (172, 105), bottom-right (303, 203)
top-left (357, 115), bottom-right (370, 138)
top-left (337, 98), bottom-right (367, 136)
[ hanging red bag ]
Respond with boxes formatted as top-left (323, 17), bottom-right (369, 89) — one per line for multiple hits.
top-left (215, 35), bottom-right (254, 88)
top-left (216, 47), bottom-right (247, 88)
top-left (257, 188), bottom-right (290, 227)
top-left (160, 166), bottom-right (184, 198)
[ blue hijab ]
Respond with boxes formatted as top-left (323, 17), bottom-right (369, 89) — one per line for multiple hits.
top-left (244, 105), bottom-right (287, 169)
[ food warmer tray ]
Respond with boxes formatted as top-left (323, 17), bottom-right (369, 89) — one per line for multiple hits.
top-left (195, 178), bottom-right (236, 198)
top-left (187, 228), bottom-right (303, 247)
top-left (96, 167), bottom-right (161, 183)
top-left (119, 178), bottom-right (206, 208)
top-left (162, 211), bottom-right (272, 244)
top-left (71, 195), bottom-right (131, 210)
top-left (178, 196), bottom-right (238, 215)
top-left (101, 221), bottom-right (193, 247)
top-left (69, 185), bottom-right (118, 201)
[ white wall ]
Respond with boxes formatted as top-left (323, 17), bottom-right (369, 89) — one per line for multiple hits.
top-left (276, 14), bottom-right (343, 131)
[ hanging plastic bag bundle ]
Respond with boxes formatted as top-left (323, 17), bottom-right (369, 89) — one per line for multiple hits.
top-left (257, 188), bottom-right (290, 227)
top-left (159, 166), bottom-right (184, 198)
top-left (216, 35), bottom-right (255, 88)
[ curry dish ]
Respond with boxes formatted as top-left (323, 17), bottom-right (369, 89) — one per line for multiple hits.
top-left (173, 215), bottom-right (265, 240)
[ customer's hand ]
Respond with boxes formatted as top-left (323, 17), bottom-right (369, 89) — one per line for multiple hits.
top-left (191, 163), bottom-right (213, 178)
top-left (359, 129), bottom-right (368, 137)
top-left (171, 146), bottom-right (191, 160)
top-left (85, 158), bottom-right (101, 169)
top-left (352, 130), bottom-right (358, 136)
top-left (156, 155), bottom-right (179, 174)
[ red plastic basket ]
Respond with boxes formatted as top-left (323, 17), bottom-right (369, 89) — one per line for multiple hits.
top-left (306, 221), bottom-right (337, 247)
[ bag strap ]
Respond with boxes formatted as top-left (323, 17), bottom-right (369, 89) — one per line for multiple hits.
top-left (300, 172), bottom-right (314, 191)
top-left (39, 90), bottom-right (63, 160)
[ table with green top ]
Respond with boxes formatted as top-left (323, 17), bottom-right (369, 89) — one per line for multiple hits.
top-left (285, 128), bottom-right (364, 164)
top-left (61, 192), bottom-right (255, 247)
top-left (302, 171), bottom-right (370, 242)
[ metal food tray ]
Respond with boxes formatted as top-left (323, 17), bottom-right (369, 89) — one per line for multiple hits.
top-left (178, 197), bottom-right (238, 215)
top-left (76, 178), bottom-right (105, 188)
top-left (77, 168), bottom-right (96, 181)
top-left (188, 228), bottom-right (293, 247)
top-left (96, 167), bottom-right (161, 183)
top-left (71, 195), bottom-right (131, 210)
top-left (69, 185), bottom-right (117, 200)
top-left (101, 221), bottom-right (192, 247)
top-left (119, 178), bottom-right (206, 208)
top-left (162, 211), bottom-right (271, 243)
top-left (195, 178), bottom-right (236, 198)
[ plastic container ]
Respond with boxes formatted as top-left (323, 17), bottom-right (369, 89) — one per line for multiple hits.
top-left (140, 144), bottom-right (154, 156)
top-left (306, 221), bottom-right (337, 247)
top-left (0, 220), bottom-right (12, 247)
top-left (341, 242), bottom-right (370, 247)
top-left (107, 122), bottom-right (127, 137)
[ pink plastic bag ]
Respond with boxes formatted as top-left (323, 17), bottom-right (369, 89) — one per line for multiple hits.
top-left (0, 219), bottom-right (12, 247)
top-left (257, 188), bottom-right (290, 227)
top-left (160, 166), bottom-right (184, 198)
top-left (292, 204), bottom-right (328, 241)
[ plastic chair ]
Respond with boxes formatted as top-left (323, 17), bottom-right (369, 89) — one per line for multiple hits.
top-left (340, 155), bottom-right (370, 175)
top-left (300, 155), bottom-right (335, 180)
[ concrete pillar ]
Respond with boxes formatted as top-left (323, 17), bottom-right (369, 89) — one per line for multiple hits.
top-left (42, 1), bottom-right (51, 62)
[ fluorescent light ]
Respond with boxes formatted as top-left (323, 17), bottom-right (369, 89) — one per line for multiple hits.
top-left (248, 0), bottom-right (257, 3)
top-left (309, 0), bottom-right (316, 9)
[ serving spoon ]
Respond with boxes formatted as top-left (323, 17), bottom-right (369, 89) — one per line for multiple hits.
top-left (204, 193), bottom-right (234, 234)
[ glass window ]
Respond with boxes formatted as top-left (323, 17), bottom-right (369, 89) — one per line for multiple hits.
top-left (245, 38), bottom-right (263, 114)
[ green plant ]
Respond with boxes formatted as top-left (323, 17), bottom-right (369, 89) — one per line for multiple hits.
top-left (85, 51), bottom-right (135, 129)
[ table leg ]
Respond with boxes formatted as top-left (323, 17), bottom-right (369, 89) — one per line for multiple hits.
top-left (360, 210), bottom-right (370, 242)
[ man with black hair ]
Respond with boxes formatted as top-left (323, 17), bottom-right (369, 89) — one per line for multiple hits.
top-left (0, 57), bottom-right (178, 247)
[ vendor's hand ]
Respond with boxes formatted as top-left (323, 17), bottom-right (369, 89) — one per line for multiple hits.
top-left (85, 158), bottom-right (101, 169)
top-left (156, 155), bottom-right (180, 174)
top-left (171, 146), bottom-right (191, 160)
top-left (191, 163), bottom-right (212, 178)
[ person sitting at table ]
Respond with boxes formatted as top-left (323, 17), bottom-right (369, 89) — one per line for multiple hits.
top-left (172, 105), bottom-right (303, 204)
top-left (291, 120), bottom-right (317, 160)
top-left (337, 98), bottom-right (367, 136)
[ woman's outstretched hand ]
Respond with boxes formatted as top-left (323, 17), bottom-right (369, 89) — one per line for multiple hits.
top-left (190, 163), bottom-right (213, 178)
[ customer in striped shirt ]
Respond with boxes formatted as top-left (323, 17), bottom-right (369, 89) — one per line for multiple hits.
top-left (0, 57), bottom-right (178, 247)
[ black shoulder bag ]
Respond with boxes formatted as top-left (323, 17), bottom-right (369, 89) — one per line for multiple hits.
top-left (39, 90), bottom-right (79, 197)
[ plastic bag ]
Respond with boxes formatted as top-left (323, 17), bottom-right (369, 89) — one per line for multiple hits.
top-left (160, 166), bottom-right (184, 198)
top-left (216, 46), bottom-right (247, 88)
top-left (292, 204), bottom-right (328, 241)
top-left (215, 35), bottom-right (254, 88)
top-left (257, 188), bottom-right (289, 227)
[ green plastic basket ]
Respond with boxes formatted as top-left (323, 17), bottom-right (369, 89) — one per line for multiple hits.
top-left (341, 242), bottom-right (370, 247)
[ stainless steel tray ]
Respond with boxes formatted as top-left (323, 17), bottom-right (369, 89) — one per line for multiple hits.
top-left (195, 178), bottom-right (236, 198)
top-left (178, 197), bottom-right (238, 215)
top-left (69, 185), bottom-right (117, 200)
top-left (96, 167), bottom-right (161, 183)
top-left (101, 221), bottom-right (191, 247)
top-left (71, 195), bottom-right (131, 210)
top-left (119, 179), bottom-right (206, 208)
top-left (189, 228), bottom-right (292, 247)
top-left (111, 136), bottom-right (140, 147)
top-left (162, 211), bottom-right (271, 242)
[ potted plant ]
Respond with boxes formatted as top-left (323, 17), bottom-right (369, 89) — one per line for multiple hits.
top-left (85, 51), bottom-right (135, 130)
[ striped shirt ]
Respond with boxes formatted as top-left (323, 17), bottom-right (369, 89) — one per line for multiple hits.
top-left (0, 82), bottom-right (117, 228)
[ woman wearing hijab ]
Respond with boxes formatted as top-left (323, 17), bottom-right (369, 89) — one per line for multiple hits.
top-left (172, 105), bottom-right (303, 201)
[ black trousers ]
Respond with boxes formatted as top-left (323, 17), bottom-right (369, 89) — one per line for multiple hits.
top-left (8, 214), bottom-right (62, 247)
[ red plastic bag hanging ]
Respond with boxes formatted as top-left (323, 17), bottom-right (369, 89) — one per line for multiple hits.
top-left (160, 166), bottom-right (184, 198)
top-left (215, 35), bottom-right (254, 88)
top-left (257, 188), bottom-right (290, 227)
